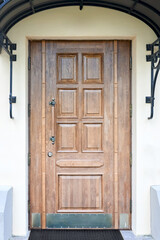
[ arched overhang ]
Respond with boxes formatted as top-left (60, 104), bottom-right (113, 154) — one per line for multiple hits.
top-left (0, 0), bottom-right (159, 120)
top-left (0, 0), bottom-right (160, 36)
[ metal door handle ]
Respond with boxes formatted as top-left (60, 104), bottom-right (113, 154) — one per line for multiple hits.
top-left (49, 98), bottom-right (56, 107)
top-left (50, 136), bottom-right (55, 145)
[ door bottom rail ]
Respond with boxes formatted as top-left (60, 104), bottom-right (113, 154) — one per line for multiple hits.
top-left (32, 213), bottom-right (113, 228)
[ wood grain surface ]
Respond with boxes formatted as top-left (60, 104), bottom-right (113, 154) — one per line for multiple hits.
top-left (29, 40), bottom-right (131, 229)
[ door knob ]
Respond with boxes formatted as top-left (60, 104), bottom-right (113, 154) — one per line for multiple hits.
top-left (48, 152), bottom-right (53, 157)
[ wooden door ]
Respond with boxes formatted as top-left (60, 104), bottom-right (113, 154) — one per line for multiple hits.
top-left (29, 40), bottom-right (131, 229)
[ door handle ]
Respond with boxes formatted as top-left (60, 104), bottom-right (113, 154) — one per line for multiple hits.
top-left (49, 98), bottom-right (56, 107)
top-left (50, 136), bottom-right (55, 145)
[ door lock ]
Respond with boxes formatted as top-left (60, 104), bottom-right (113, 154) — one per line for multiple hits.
top-left (50, 136), bottom-right (55, 145)
top-left (48, 152), bottom-right (53, 157)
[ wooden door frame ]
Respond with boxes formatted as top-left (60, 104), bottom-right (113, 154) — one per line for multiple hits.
top-left (28, 39), bottom-right (132, 230)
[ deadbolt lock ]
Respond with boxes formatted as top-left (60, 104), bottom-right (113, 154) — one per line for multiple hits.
top-left (50, 136), bottom-right (55, 145)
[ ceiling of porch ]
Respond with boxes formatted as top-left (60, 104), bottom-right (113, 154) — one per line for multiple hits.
top-left (0, 0), bottom-right (160, 36)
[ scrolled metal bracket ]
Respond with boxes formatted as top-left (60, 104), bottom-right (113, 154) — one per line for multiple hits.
top-left (0, 31), bottom-right (17, 119)
top-left (79, 0), bottom-right (83, 10)
top-left (146, 38), bottom-right (160, 119)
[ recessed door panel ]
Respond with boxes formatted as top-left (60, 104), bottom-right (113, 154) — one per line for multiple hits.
top-left (83, 54), bottom-right (103, 83)
top-left (58, 175), bottom-right (103, 211)
top-left (57, 54), bottom-right (77, 83)
top-left (83, 89), bottom-right (103, 117)
top-left (57, 123), bottom-right (78, 152)
top-left (57, 89), bottom-right (78, 118)
top-left (82, 123), bottom-right (103, 152)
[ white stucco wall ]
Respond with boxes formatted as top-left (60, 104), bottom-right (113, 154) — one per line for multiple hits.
top-left (0, 6), bottom-right (159, 236)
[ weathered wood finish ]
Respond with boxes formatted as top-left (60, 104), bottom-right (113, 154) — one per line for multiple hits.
top-left (56, 159), bottom-right (104, 168)
top-left (41, 41), bottom-right (46, 229)
top-left (117, 41), bottom-right (131, 224)
top-left (113, 41), bottom-right (119, 229)
top-left (29, 41), bottom-right (42, 225)
top-left (45, 42), bottom-right (56, 215)
top-left (29, 40), bottom-right (131, 229)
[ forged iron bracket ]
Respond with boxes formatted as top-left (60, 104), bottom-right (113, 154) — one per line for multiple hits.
top-left (79, 0), bottom-right (83, 10)
top-left (146, 38), bottom-right (160, 119)
top-left (0, 32), bottom-right (17, 119)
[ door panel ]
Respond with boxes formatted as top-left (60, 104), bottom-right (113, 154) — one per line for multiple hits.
top-left (83, 54), bottom-right (103, 83)
top-left (82, 123), bottom-right (103, 152)
top-left (57, 123), bottom-right (78, 152)
top-left (57, 88), bottom-right (78, 118)
top-left (83, 88), bottom-right (103, 118)
top-left (29, 40), bottom-right (131, 229)
top-left (57, 54), bottom-right (78, 83)
top-left (58, 175), bottom-right (102, 211)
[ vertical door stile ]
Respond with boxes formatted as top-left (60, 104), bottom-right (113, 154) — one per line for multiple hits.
top-left (117, 41), bottom-right (131, 229)
top-left (52, 74), bottom-right (56, 213)
top-left (53, 47), bottom-right (57, 214)
top-left (41, 41), bottom-right (46, 228)
top-left (45, 41), bottom-right (56, 219)
top-left (113, 41), bottom-right (119, 229)
top-left (30, 41), bottom-right (42, 229)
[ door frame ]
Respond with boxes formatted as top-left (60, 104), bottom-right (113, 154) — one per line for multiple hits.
top-left (28, 39), bottom-right (132, 230)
